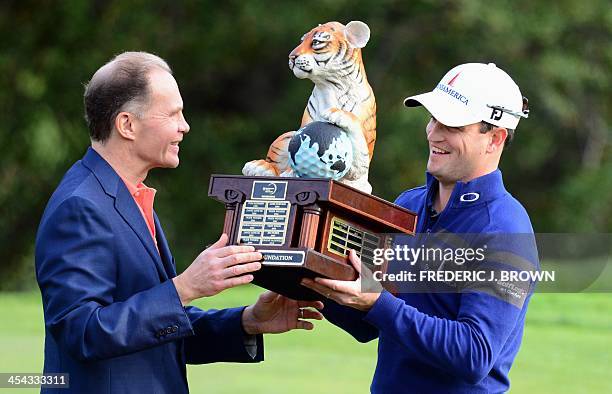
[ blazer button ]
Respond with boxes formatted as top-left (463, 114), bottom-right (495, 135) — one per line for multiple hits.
top-left (171, 325), bottom-right (178, 333)
top-left (158, 329), bottom-right (166, 337)
top-left (165, 327), bottom-right (173, 335)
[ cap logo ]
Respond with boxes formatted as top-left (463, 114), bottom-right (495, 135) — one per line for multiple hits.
top-left (448, 72), bottom-right (461, 86)
top-left (436, 83), bottom-right (469, 105)
top-left (490, 107), bottom-right (503, 121)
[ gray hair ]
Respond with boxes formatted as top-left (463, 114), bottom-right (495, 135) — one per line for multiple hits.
top-left (83, 51), bottom-right (172, 142)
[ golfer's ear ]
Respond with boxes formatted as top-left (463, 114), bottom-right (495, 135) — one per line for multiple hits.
top-left (487, 127), bottom-right (507, 153)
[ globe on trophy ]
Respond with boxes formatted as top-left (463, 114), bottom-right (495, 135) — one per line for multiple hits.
top-left (287, 122), bottom-right (353, 180)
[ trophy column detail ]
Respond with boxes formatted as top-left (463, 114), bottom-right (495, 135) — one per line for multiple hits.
top-left (298, 204), bottom-right (321, 249)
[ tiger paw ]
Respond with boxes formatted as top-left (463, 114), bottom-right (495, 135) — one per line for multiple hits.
top-left (279, 168), bottom-right (296, 177)
top-left (340, 177), bottom-right (372, 194)
top-left (242, 160), bottom-right (279, 177)
top-left (320, 108), bottom-right (362, 136)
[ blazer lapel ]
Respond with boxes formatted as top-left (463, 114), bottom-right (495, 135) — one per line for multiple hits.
top-left (115, 186), bottom-right (168, 281)
top-left (154, 213), bottom-right (177, 277)
top-left (82, 147), bottom-right (168, 281)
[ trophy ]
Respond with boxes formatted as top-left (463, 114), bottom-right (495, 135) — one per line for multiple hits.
top-left (209, 21), bottom-right (417, 300)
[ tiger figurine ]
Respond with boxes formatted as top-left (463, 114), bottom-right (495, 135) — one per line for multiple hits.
top-left (242, 20), bottom-right (376, 194)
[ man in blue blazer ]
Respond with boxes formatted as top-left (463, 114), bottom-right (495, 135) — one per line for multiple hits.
top-left (35, 52), bottom-right (322, 393)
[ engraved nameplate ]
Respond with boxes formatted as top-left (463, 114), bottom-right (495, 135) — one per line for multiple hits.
top-left (327, 217), bottom-right (380, 267)
top-left (237, 200), bottom-right (291, 246)
top-left (259, 250), bottom-right (305, 266)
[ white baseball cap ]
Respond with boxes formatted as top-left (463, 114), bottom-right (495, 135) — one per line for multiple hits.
top-left (404, 63), bottom-right (528, 129)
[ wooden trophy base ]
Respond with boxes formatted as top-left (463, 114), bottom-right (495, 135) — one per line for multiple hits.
top-left (253, 247), bottom-right (357, 300)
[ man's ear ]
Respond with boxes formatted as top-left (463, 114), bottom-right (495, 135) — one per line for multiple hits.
top-left (344, 21), bottom-right (370, 49)
top-left (114, 112), bottom-right (137, 141)
top-left (487, 127), bottom-right (508, 153)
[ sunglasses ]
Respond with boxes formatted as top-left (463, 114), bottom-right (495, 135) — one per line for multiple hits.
top-left (487, 96), bottom-right (530, 119)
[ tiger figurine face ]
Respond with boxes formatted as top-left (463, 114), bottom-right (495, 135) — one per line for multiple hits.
top-left (289, 21), bottom-right (369, 82)
top-left (243, 21), bottom-right (376, 194)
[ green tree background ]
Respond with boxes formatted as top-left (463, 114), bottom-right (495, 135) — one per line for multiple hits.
top-left (0, 0), bottom-right (610, 290)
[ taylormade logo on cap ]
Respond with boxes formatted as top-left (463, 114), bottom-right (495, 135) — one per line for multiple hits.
top-left (404, 63), bottom-right (528, 129)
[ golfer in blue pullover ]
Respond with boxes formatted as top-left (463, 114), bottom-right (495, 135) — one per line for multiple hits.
top-left (302, 63), bottom-right (537, 393)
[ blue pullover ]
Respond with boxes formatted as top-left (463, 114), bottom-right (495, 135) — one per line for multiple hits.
top-left (323, 169), bottom-right (538, 393)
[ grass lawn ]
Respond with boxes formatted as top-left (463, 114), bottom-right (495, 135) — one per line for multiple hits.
top-left (0, 287), bottom-right (610, 393)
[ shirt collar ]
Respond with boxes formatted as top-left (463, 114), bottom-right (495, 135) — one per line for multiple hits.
top-left (426, 169), bottom-right (507, 210)
top-left (117, 174), bottom-right (156, 198)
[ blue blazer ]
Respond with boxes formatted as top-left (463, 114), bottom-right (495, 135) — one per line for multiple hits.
top-left (35, 148), bottom-right (263, 393)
